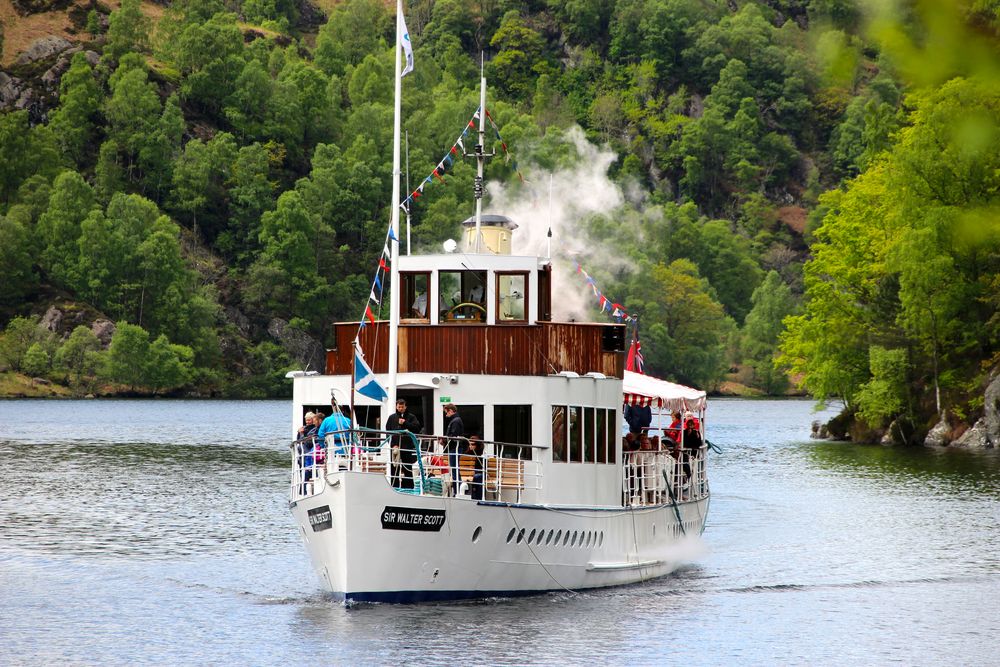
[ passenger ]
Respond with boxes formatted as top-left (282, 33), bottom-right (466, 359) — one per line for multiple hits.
top-left (411, 292), bottom-right (427, 317)
top-left (624, 402), bottom-right (652, 435)
top-left (389, 398), bottom-right (421, 489)
top-left (679, 413), bottom-right (703, 484)
top-left (465, 434), bottom-right (485, 500)
top-left (441, 403), bottom-right (465, 496)
top-left (297, 411), bottom-right (317, 494)
top-left (664, 410), bottom-right (682, 446)
top-left (317, 398), bottom-right (352, 458)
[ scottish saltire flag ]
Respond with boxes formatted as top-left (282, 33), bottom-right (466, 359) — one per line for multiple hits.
top-left (354, 348), bottom-right (388, 401)
top-left (400, 11), bottom-right (414, 77)
top-left (626, 339), bottom-right (644, 374)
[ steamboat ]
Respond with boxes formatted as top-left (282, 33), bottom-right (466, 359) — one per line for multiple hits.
top-left (286, 1), bottom-right (709, 603)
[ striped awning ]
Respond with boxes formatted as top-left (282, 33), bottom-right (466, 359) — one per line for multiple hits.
top-left (622, 370), bottom-right (706, 413)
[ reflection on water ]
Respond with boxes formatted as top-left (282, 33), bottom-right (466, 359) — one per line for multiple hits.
top-left (1, 398), bottom-right (998, 665)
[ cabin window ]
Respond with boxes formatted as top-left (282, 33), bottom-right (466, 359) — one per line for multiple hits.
top-left (605, 408), bottom-right (616, 463)
top-left (494, 404), bottom-right (532, 460)
top-left (440, 270), bottom-right (487, 322)
top-left (400, 272), bottom-right (430, 321)
top-left (568, 406), bottom-right (582, 463)
top-left (551, 405), bottom-right (567, 462)
top-left (583, 407), bottom-right (595, 463)
top-left (537, 265), bottom-right (551, 322)
top-left (496, 272), bottom-right (527, 322)
top-left (596, 408), bottom-right (607, 463)
top-left (453, 404), bottom-right (484, 442)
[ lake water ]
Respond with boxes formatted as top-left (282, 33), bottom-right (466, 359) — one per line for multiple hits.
top-left (1, 398), bottom-right (998, 665)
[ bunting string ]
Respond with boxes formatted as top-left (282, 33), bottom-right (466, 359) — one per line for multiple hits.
top-left (400, 107), bottom-right (481, 211)
top-left (572, 261), bottom-right (636, 324)
top-left (484, 108), bottom-right (525, 183)
top-left (356, 219), bottom-right (397, 339)
top-left (399, 107), bottom-right (528, 211)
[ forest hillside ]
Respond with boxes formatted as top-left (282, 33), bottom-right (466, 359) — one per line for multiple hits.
top-left (1, 0), bottom-right (998, 445)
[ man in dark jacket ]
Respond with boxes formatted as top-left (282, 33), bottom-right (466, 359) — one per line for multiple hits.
top-left (442, 403), bottom-right (464, 495)
top-left (390, 398), bottom-right (421, 489)
top-left (624, 403), bottom-right (652, 435)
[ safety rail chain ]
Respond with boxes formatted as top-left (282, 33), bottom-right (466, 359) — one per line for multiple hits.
top-left (290, 428), bottom-right (542, 502)
top-left (622, 447), bottom-right (708, 507)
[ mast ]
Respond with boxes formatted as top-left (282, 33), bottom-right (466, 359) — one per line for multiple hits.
top-left (405, 129), bottom-right (411, 256)
top-left (387, 0), bottom-right (404, 411)
top-left (474, 56), bottom-right (486, 253)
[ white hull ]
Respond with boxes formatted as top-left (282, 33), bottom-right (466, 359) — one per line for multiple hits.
top-left (291, 470), bottom-right (709, 603)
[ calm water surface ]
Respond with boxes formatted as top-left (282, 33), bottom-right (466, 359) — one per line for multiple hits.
top-left (1, 398), bottom-right (997, 665)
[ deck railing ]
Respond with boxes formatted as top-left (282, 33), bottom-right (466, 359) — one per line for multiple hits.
top-left (290, 429), bottom-right (542, 502)
top-left (622, 447), bottom-right (708, 506)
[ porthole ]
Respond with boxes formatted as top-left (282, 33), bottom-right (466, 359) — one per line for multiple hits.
top-left (555, 530), bottom-right (563, 545)
top-left (535, 530), bottom-right (544, 546)
top-left (472, 526), bottom-right (483, 543)
top-left (527, 528), bottom-right (536, 544)
top-left (562, 531), bottom-right (570, 546)
top-left (516, 528), bottom-right (525, 544)
top-left (652, 524), bottom-right (656, 537)
top-left (545, 530), bottom-right (553, 545)
top-left (599, 532), bottom-right (604, 547)
top-left (571, 531), bottom-right (578, 547)
top-left (585, 532), bottom-right (592, 548)
top-left (506, 527), bottom-right (516, 543)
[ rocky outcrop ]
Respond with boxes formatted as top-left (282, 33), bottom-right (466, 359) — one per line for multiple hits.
top-left (267, 318), bottom-right (325, 373)
top-left (810, 419), bottom-right (829, 439)
top-left (91, 319), bottom-right (116, 346)
top-left (14, 36), bottom-right (73, 65)
top-left (40, 305), bottom-right (63, 332)
top-left (924, 417), bottom-right (952, 447)
top-left (951, 372), bottom-right (1000, 449)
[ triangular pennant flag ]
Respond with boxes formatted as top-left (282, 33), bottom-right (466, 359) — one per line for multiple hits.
top-left (456, 137), bottom-right (465, 153)
top-left (370, 287), bottom-right (381, 306)
top-left (450, 145), bottom-right (458, 155)
top-left (433, 168), bottom-right (445, 184)
top-left (373, 272), bottom-right (382, 293)
top-left (354, 348), bottom-right (388, 401)
top-left (364, 305), bottom-right (376, 326)
top-left (388, 227), bottom-right (398, 243)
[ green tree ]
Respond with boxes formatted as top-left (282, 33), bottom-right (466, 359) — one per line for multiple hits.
top-left (105, 322), bottom-right (150, 390)
top-left (38, 170), bottom-right (97, 287)
top-left (104, 56), bottom-right (162, 180)
top-left (742, 270), bottom-right (796, 393)
top-left (104, 0), bottom-right (151, 62)
top-left (55, 325), bottom-right (102, 384)
top-left (489, 11), bottom-right (548, 99)
top-left (628, 259), bottom-right (731, 388)
top-left (0, 317), bottom-right (54, 372)
top-left (48, 52), bottom-right (101, 164)
top-left (0, 112), bottom-right (60, 202)
top-left (0, 213), bottom-right (37, 305)
top-left (22, 343), bottom-right (50, 378)
top-left (145, 334), bottom-right (194, 394)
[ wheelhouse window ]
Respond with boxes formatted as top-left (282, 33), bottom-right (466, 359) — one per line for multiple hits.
top-left (496, 272), bottom-right (527, 322)
top-left (551, 406), bottom-right (566, 462)
top-left (596, 409), bottom-right (607, 463)
top-left (400, 272), bottom-right (430, 321)
top-left (440, 270), bottom-right (487, 323)
top-left (495, 404), bottom-right (532, 460)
